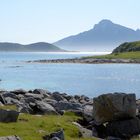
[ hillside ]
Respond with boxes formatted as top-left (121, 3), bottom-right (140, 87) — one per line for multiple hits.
top-left (87, 41), bottom-right (140, 59)
top-left (54, 19), bottom-right (140, 51)
top-left (0, 42), bottom-right (65, 52)
top-left (112, 41), bottom-right (140, 53)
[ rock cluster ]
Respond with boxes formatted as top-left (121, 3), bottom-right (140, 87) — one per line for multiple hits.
top-left (1, 90), bottom-right (140, 140)
top-left (0, 89), bottom-right (93, 120)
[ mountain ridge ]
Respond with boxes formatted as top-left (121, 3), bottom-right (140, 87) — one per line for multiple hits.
top-left (54, 19), bottom-right (140, 51)
top-left (0, 42), bottom-right (65, 52)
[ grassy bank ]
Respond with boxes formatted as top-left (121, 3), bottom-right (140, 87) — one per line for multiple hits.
top-left (85, 52), bottom-right (140, 59)
top-left (0, 111), bottom-right (95, 140)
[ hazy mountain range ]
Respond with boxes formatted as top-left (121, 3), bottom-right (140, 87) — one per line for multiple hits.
top-left (0, 42), bottom-right (64, 52)
top-left (54, 19), bottom-right (140, 51)
top-left (0, 19), bottom-right (140, 52)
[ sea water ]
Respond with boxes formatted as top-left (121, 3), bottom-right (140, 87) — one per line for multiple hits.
top-left (0, 52), bottom-right (140, 98)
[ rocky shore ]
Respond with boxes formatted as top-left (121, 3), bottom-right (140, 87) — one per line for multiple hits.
top-left (27, 58), bottom-right (140, 64)
top-left (0, 89), bottom-right (140, 140)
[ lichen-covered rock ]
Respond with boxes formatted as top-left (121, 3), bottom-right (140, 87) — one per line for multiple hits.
top-left (93, 93), bottom-right (136, 124)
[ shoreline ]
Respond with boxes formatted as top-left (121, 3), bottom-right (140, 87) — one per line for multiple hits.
top-left (27, 58), bottom-right (140, 64)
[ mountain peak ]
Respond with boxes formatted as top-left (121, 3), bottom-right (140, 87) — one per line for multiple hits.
top-left (98, 19), bottom-right (113, 25)
top-left (93, 19), bottom-right (114, 30)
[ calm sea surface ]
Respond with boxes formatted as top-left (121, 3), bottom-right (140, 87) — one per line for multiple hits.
top-left (0, 52), bottom-right (140, 98)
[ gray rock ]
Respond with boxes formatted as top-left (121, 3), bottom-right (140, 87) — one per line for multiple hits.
top-left (25, 93), bottom-right (44, 100)
top-left (0, 136), bottom-right (21, 140)
top-left (17, 103), bottom-right (33, 114)
top-left (4, 97), bottom-right (20, 105)
top-left (83, 105), bottom-right (93, 122)
top-left (69, 98), bottom-right (78, 103)
top-left (1, 92), bottom-right (18, 100)
top-left (0, 94), bottom-right (6, 104)
top-left (11, 89), bottom-right (27, 95)
top-left (51, 92), bottom-right (66, 102)
top-left (33, 89), bottom-right (50, 94)
top-left (33, 89), bottom-right (50, 98)
top-left (63, 95), bottom-right (73, 101)
top-left (73, 122), bottom-right (93, 138)
top-left (0, 101), bottom-right (4, 106)
top-left (36, 101), bottom-right (58, 115)
top-left (93, 93), bottom-right (136, 124)
top-left (54, 101), bottom-right (82, 111)
top-left (43, 129), bottom-right (65, 140)
top-left (106, 117), bottom-right (140, 138)
top-left (74, 95), bottom-right (81, 100)
top-left (0, 109), bottom-right (19, 122)
top-left (50, 137), bottom-right (60, 140)
top-left (107, 136), bottom-right (122, 140)
top-left (20, 97), bottom-right (36, 104)
top-left (43, 98), bottom-right (57, 106)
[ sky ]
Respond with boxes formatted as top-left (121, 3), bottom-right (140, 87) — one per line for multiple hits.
top-left (0, 0), bottom-right (139, 44)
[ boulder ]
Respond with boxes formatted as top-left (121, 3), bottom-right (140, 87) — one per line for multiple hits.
top-left (35, 101), bottom-right (58, 115)
top-left (0, 136), bottom-right (21, 140)
top-left (0, 94), bottom-right (6, 104)
top-left (25, 93), bottom-right (44, 100)
top-left (51, 92), bottom-right (66, 102)
top-left (73, 122), bottom-right (93, 138)
top-left (106, 117), bottom-right (140, 138)
top-left (54, 101), bottom-right (82, 111)
top-left (0, 109), bottom-right (19, 122)
top-left (93, 93), bottom-right (136, 124)
top-left (33, 89), bottom-right (50, 98)
top-left (43, 129), bottom-right (65, 140)
top-left (1, 92), bottom-right (18, 100)
top-left (11, 89), bottom-right (27, 95)
top-left (20, 97), bottom-right (36, 104)
top-left (43, 98), bottom-right (57, 107)
top-left (69, 98), bottom-right (78, 103)
top-left (74, 95), bottom-right (81, 100)
top-left (33, 89), bottom-right (50, 94)
top-left (17, 103), bottom-right (33, 114)
top-left (83, 105), bottom-right (93, 122)
top-left (4, 97), bottom-right (20, 105)
top-left (63, 95), bottom-right (73, 101)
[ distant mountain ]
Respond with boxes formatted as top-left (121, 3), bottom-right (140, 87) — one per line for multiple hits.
top-left (0, 42), bottom-right (65, 52)
top-left (54, 19), bottom-right (140, 51)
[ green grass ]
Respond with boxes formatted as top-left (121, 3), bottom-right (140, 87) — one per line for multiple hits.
top-left (85, 52), bottom-right (140, 59)
top-left (0, 112), bottom-right (96, 140)
top-left (0, 105), bottom-right (17, 111)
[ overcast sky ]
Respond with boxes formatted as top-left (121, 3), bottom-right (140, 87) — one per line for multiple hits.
top-left (0, 0), bottom-right (139, 44)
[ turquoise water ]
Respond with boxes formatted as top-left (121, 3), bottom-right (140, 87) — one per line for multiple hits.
top-left (0, 52), bottom-right (140, 97)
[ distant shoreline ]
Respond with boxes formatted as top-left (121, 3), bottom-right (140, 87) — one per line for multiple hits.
top-left (27, 58), bottom-right (140, 64)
